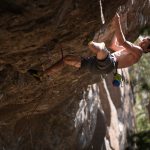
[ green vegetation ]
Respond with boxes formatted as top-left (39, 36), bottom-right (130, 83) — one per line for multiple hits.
top-left (129, 51), bottom-right (150, 131)
top-left (140, 26), bottom-right (150, 35)
top-left (127, 30), bottom-right (150, 149)
top-left (126, 130), bottom-right (150, 150)
top-left (129, 29), bottom-right (150, 131)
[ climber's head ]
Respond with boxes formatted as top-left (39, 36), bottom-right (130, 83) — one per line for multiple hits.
top-left (139, 37), bottom-right (150, 53)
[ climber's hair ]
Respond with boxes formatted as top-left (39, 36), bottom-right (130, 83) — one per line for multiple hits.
top-left (143, 36), bottom-right (150, 53)
top-left (147, 37), bottom-right (150, 49)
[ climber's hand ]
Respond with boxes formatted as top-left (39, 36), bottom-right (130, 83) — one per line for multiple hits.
top-left (113, 13), bottom-right (120, 27)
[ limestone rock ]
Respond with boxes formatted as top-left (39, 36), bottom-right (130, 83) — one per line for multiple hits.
top-left (0, 0), bottom-right (149, 149)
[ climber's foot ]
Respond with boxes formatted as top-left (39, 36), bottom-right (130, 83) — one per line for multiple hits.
top-left (88, 41), bottom-right (106, 54)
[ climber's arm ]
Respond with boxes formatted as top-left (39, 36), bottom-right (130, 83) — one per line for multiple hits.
top-left (113, 13), bottom-right (126, 46)
top-left (113, 13), bottom-right (142, 56)
top-left (109, 35), bottom-right (125, 51)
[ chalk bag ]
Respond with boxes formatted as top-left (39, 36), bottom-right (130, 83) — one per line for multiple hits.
top-left (112, 73), bottom-right (122, 87)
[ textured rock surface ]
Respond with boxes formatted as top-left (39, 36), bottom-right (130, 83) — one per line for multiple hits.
top-left (0, 0), bottom-right (150, 150)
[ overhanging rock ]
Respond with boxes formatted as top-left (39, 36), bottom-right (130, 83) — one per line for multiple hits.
top-left (0, 0), bottom-right (149, 149)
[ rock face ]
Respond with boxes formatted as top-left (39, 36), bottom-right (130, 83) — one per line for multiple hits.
top-left (0, 0), bottom-right (149, 150)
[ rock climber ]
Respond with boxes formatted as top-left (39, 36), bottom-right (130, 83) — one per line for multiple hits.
top-left (42, 13), bottom-right (150, 77)
top-left (29, 13), bottom-right (150, 80)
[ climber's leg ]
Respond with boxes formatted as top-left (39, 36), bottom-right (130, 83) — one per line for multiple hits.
top-left (43, 55), bottom-right (81, 77)
top-left (63, 55), bottom-right (81, 68)
top-left (42, 42), bottom-right (110, 77)
top-left (43, 59), bottom-right (64, 76)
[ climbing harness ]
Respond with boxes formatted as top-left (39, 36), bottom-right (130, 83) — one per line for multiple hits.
top-left (112, 62), bottom-right (122, 87)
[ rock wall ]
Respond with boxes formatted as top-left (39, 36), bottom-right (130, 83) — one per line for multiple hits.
top-left (0, 0), bottom-right (150, 150)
